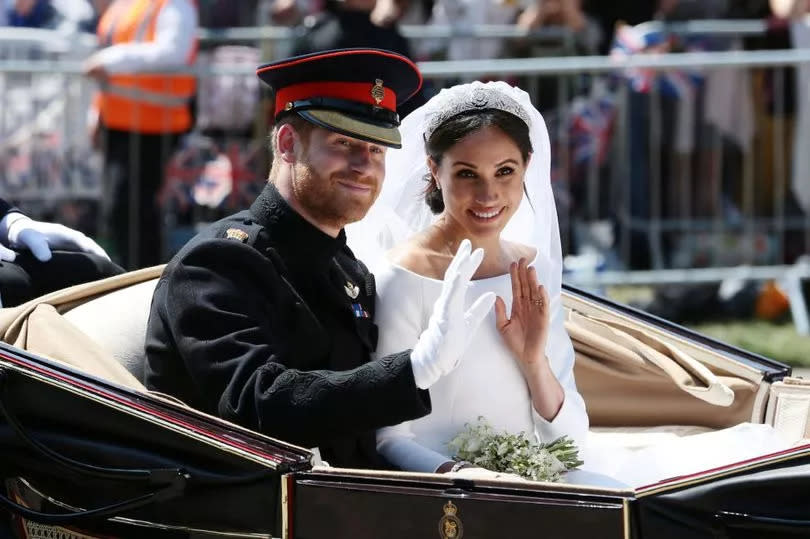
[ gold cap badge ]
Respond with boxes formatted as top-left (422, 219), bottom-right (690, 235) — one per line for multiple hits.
top-left (371, 79), bottom-right (385, 105)
top-left (225, 228), bottom-right (249, 242)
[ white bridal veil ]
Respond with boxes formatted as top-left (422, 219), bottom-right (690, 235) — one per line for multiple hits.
top-left (346, 80), bottom-right (564, 302)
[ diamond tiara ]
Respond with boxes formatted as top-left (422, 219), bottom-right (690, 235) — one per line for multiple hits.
top-left (423, 86), bottom-right (532, 141)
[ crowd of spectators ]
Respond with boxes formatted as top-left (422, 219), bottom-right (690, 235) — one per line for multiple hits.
top-left (1, 0), bottom-right (809, 277)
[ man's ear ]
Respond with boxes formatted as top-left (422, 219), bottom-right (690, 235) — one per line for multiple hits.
top-left (276, 123), bottom-right (298, 164)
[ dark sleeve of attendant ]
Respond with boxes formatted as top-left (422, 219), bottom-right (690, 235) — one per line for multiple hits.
top-left (0, 198), bottom-right (19, 219)
top-left (159, 240), bottom-right (431, 448)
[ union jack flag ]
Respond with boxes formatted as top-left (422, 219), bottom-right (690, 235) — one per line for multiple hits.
top-left (609, 21), bottom-right (709, 99)
top-left (547, 83), bottom-right (617, 187)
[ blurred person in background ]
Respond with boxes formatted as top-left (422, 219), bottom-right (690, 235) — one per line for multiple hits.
top-left (517, 0), bottom-right (602, 55)
top-left (74, 0), bottom-right (111, 32)
top-left (83, 0), bottom-right (198, 269)
top-left (195, 0), bottom-right (263, 134)
top-left (420, 0), bottom-right (598, 62)
top-left (0, 198), bottom-right (122, 307)
top-left (421, 0), bottom-right (526, 61)
top-left (49, 0), bottom-right (99, 33)
top-left (583, 1), bottom-right (656, 54)
top-left (7, 0), bottom-right (100, 32)
top-left (510, 0), bottom-right (602, 123)
top-left (291, 0), bottom-right (409, 58)
top-left (269, 0), bottom-right (321, 26)
top-left (5, 0), bottom-right (59, 27)
top-left (198, 0), bottom-right (261, 28)
top-left (291, 0), bottom-right (426, 115)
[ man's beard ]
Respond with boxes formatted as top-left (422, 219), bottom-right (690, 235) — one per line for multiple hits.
top-left (291, 161), bottom-right (378, 231)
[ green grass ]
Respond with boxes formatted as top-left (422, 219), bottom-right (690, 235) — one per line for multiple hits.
top-left (604, 286), bottom-right (810, 367)
top-left (687, 320), bottom-right (810, 367)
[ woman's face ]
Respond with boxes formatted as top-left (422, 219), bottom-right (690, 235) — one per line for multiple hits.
top-left (430, 125), bottom-right (529, 240)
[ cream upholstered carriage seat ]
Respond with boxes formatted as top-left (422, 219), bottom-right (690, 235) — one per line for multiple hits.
top-left (61, 277), bottom-right (159, 383)
top-left (0, 267), bottom-right (777, 452)
top-left (0, 266), bottom-right (162, 392)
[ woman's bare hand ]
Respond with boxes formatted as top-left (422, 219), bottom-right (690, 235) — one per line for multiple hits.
top-left (494, 257), bottom-right (550, 374)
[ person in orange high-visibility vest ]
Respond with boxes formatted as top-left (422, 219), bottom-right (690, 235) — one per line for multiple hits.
top-left (84, 0), bottom-right (198, 269)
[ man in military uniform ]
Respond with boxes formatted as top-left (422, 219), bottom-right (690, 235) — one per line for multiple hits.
top-left (144, 49), bottom-right (496, 468)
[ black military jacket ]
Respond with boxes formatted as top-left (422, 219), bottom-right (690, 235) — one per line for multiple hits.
top-left (144, 183), bottom-right (431, 468)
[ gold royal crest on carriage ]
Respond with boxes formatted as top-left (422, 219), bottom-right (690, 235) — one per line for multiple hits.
top-left (438, 500), bottom-right (463, 539)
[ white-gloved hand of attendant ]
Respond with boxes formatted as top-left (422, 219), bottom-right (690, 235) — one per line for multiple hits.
top-left (1, 213), bottom-right (110, 263)
top-left (0, 243), bottom-right (18, 263)
top-left (409, 239), bottom-right (496, 389)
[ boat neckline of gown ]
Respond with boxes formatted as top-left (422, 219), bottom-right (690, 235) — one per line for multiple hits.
top-left (384, 248), bottom-right (541, 284)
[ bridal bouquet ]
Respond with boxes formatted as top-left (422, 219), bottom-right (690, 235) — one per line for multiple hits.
top-left (447, 418), bottom-right (583, 482)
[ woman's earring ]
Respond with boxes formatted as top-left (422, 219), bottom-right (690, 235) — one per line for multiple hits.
top-left (435, 180), bottom-right (441, 191)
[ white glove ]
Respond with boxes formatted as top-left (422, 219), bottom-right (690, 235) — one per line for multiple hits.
top-left (0, 243), bottom-right (18, 263)
top-left (1, 214), bottom-right (110, 263)
top-left (410, 239), bottom-right (496, 389)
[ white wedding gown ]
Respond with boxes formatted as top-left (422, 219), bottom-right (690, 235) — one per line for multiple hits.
top-left (374, 255), bottom-right (590, 474)
top-left (373, 258), bottom-right (793, 489)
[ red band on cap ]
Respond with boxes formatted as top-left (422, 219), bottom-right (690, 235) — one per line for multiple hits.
top-left (275, 81), bottom-right (396, 117)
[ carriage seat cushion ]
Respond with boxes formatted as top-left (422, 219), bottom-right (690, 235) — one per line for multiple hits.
top-left (62, 278), bottom-right (158, 382)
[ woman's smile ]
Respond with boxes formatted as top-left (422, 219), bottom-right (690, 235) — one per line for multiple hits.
top-left (468, 206), bottom-right (506, 221)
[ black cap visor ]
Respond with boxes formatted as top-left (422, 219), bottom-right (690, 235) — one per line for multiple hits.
top-left (295, 108), bottom-right (402, 148)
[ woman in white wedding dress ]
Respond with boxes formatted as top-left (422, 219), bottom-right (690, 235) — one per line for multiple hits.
top-left (348, 81), bottom-right (591, 478)
top-left (347, 81), bottom-right (791, 487)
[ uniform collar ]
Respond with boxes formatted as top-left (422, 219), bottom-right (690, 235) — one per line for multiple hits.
top-left (250, 182), bottom-right (347, 264)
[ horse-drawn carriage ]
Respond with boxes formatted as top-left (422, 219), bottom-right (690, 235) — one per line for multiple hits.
top-left (1, 268), bottom-right (809, 538)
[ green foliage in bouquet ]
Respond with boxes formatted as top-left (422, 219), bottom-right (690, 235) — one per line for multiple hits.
top-left (447, 417), bottom-right (583, 482)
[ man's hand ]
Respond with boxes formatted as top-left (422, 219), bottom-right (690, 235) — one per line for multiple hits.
top-left (370, 0), bottom-right (402, 27)
top-left (409, 239), bottom-right (496, 389)
top-left (517, 0), bottom-right (585, 31)
top-left (5, 216), bottom-right (110, 263)
top-left (770, 0), bottom-right (810, 18)
top-left (83, 55), bottom-right (109, 83)
top-left (270, 0), bottom-right (300, 25)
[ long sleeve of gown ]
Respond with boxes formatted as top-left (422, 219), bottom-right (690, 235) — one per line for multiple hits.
top-left (531, 294), bottom-right (590, 448)
top-left (373, 264), bottom-right (451, 472)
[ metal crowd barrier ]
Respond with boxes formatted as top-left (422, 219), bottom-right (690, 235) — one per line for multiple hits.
top-left (0, 30), bottom-right (100, 211)
top-left (195, 19), bottom-right (771, 47)
top-left (2, 27), bottom-right (810, 328)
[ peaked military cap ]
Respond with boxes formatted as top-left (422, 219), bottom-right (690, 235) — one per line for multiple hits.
top-left (256, 48), bottom-right (422, 148)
